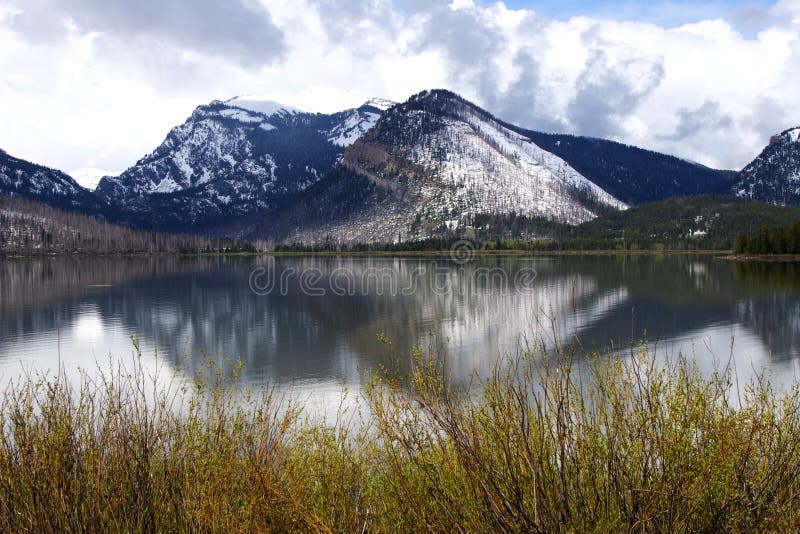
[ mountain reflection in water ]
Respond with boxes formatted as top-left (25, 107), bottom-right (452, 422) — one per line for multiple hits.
top-left (1, 256), bottom-right (798, 395)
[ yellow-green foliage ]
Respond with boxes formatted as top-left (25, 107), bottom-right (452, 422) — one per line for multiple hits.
top-left (0, 341), bottom-right (798, 532)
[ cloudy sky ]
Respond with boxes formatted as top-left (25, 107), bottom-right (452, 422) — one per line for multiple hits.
top-left (0, 0), bottom-right (798, 175)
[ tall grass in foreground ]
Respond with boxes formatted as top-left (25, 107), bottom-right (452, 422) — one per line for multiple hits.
top-left (0, 342), bottom-right (799, 532)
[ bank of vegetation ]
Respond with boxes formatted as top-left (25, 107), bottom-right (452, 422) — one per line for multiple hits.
top-left (1, 341), bottom-right (799, 532)
top-left (550, 195), bottom-right (800, 252)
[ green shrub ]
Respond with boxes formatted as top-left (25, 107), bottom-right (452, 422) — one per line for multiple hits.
top-left (0, 341), bottom-right (798, 531)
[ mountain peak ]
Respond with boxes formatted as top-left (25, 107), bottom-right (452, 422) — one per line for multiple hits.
top-left (395, 89), bottom-right (490, 122)
top-left (321, 90), bottom-right (627, 240)
top-left (360, 98), bottom-right (395, 111)
top-left (783, 127), bottom-right (800, 143)
top-left (223, 96), bottom-right (300, 116)
top-left (404, 89), bottom-right (467, 108)
top-left (735, 126), bottom-right (800, 205)
top-left (409, 88), bottom-right (461, 101)
top-left (94, 94), bottom-right (391, 229)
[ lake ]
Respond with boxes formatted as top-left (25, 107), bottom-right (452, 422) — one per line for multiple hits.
top-left (1, 255), bottom-right (799, 411)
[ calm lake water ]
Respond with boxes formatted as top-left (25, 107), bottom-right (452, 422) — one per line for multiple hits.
top-left (1, 255), bottom-right (799, 408)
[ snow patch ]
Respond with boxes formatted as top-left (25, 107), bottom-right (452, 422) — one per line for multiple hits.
top-left (153, 177), bottom-right (182, 194)
top-left (361, 98), bottom-right (396, 111)
top-left (326, 110), bottom-right (381, 147)
top-left (787, 128), bottom-right (800, 143)
top-left (459, 112), bottom-right (627, 211)
top-left (219, 108), bottom-right (263, 123)
top-left (171, 151), bottom-right (194, 182)
top-left (225, 97), bottom-right (299, 117)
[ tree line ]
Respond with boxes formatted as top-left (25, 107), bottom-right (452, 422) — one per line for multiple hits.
top-left (735, 222), bottom-right (800, 256)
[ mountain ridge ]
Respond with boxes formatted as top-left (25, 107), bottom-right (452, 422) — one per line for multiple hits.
top-left (0, 149), bottom-right (108, 216)
top-left (3, 89), bottom-right (796, 246)
top-left (94, 98), bottom-right (388, 230)
top-left (512, 129), bottom-right (736, 205)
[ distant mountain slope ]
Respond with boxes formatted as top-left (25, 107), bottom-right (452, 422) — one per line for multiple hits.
top-left (515, 130), bottom-right (736, 205)
top-left (238, 90), bottom-right (627, 244)
top-left (70, 168), bottom-right (117, 191)
top-left (734, 127), bottom-right (800, 206)
top-left (0, 195), bottom-right (251, 255)
top-left (572, 195), bottom-right (800, 248)
top-left (96, 98), bottom-right (390, 230)
top-left (0, 149), bottom-right (106, 214)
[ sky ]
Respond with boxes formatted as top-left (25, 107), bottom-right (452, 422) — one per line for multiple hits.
top-left (0, 0), bottom-right (798, 175)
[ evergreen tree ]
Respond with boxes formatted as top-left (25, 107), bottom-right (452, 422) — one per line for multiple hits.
top-left (735, 233), bottom-right (747, 255)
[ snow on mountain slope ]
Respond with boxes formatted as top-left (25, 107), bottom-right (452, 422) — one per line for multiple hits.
top-left (323, 99), bottom-right (395, 147)
top-left (326, 108), bottom-right (382, 147)
top-left (241, 90), bottom-right (627, 244)
top-left (344, 90), bottom-right (626, 224)
top-left (0, 150), bottom-right (92, 204)
top-left (0, 151), bottom-right (79, 197)
top-left (518, 131), bottom-right (735, 205)
top-left (225, 97), bottom-right (300, 116)
top-left (0, 149), bottom-right (105, 214)
top-left (734, 127), bottom-right (800, 206)
top-left (362, 98), bottom-right (396, 111)
top-left (70, 168), bottom-right (118, 191)
top-left (418, 107), bottom-right (627, 222)
top-left (95, 98), bottom-right (389, 229)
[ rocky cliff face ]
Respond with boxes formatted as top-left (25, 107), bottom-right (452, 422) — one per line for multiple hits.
top-left (734, 127), bottom-right (800, 206)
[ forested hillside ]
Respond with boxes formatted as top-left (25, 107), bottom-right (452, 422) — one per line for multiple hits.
top-left (735, 223), bottom-right (800, 256)
top-left (268, 196), bottom-right (800, 253)
top-left (563, 195), bottom-right (800, 251)
top-left (0, 196), bottom-right (259, 255)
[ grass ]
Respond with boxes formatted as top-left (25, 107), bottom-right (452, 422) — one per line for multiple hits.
top-left (1, 340), bottom-right (799, 532)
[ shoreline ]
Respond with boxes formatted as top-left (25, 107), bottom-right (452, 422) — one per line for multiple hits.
top-left (5, 249), bottom-right (799, 261)
top-left (1, 249), bottom-right (734, 259)
top-left (724, 254), bottom-right (800, 262)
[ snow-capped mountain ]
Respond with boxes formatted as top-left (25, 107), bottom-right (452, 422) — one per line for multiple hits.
top-left (0, 149), bottom-right (105, 214)
top-left (96, 97), bottom-right (391, 229)
top-left (239, 90), bottom-right (628, 243)
top-left (734, 127), bottom-right (800, 206)
top-left (1, 88), bottom-right (743, 245)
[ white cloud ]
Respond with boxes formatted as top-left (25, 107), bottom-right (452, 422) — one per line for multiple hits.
top-left (0, 0), bottom-right (798, 173)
